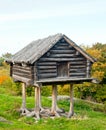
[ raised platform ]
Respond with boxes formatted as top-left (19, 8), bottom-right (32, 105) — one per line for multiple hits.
top-left (36, 77), bottom-right (95, 85)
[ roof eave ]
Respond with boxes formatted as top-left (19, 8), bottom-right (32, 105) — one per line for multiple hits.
top-left (63, 35), bottom-right (96, 63)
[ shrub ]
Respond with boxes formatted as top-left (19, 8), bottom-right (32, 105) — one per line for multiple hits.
top-left (41, 86), bottom-right (52, 96)
top-left (0, 57), bottom-right (4, 66)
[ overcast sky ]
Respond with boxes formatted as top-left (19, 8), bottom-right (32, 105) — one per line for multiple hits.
top-left (0, 0), bottom-right (106, 56)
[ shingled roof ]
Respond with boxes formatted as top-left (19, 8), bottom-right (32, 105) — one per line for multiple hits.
top-left (7, 33), bottom-right (96, 64)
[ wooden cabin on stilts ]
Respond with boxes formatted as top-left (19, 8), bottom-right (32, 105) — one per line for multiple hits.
top-left (6, 33), bottom-right (96, 119)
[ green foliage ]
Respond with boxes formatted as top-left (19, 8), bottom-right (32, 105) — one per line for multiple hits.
top-left (0, 52), bottom-right (12, 66)
top-left (74, 83), bottom-right (106, 103)
top-left (0, 57), bottom-right (4, 66)
top-left (58, 84), bottom-right (70, 95)
top-left (94, 84), bottom-right (106, 102)
top-left (1, 79), bottom-right (22, 96)
top-left (41, 86), bottom-right (52, 96)
top-left (73, 43), bottom-right (106, 103)
top-left (0, 67), bottom-right (22, 96)
top-left (26, 86), bottom-right (34, 96)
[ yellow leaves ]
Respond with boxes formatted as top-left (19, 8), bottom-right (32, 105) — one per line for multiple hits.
top-left (58, 84), bottom-right (69, 95)
top-left (86, 49), bottom-right (102, 60)
top-left (92, 62), bottom-right (98, 68)
top-left (92, 62), bottom-right (106, 81)
top-left (92, 71), bottom-right (104, 81)
top-left (92, 62), bottom-right (106, 70)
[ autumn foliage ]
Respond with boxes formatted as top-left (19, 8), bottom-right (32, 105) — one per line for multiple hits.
top-left (0, 69), bottom-right (9, 85)
top-left (0, 75), bottom-right (8, 84)
top-left (74, 43), bottom-right (106, 103)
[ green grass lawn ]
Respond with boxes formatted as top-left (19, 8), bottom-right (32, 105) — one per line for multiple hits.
top-left (0, 93), bottom-right (106, 130)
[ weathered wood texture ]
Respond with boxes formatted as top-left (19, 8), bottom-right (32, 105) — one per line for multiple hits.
top-left (20, 83), bottom-right (30, 115)
top-left (12, 64), bottom-right (34, 84)
top-left (68, 84), bottom-right (74, 118)
top-left (36, 38), bottom-right (92, 80)
top-left (10, 38), bottom-right (92, 84)
top-left (51, 85), bottom-right (57, 114)
top-left (21, 82), bottom-right (26, 109)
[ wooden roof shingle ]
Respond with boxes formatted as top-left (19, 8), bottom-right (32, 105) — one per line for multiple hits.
top-left (7, 33), bottom-right (96, 64)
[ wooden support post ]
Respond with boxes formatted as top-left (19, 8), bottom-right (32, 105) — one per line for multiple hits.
top-left (35, 87), bottom-right (40, 119)
top-left (20, 82), bottom-right (29, 115)
top-left (38, 86), bottom-right (44, 112)
top-left (51, 85), bottom-right (57, 114)
top-left (68, 84), bottom-right (74, 118)
top-left (51, 84), bottom-right (60, 117)
top-left (39, 87), bottom-right (41, 109)
top-left (26, 86), bottom-right (41, 119)
top-left (22, 82), bottom-right (26, 109)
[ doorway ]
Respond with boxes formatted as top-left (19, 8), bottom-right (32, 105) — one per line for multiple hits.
top-left (57, 62), bottom-right (69, 77)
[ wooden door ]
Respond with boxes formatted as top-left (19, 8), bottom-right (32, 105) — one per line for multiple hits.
top-left (57, 62), bottom-right (69, 77)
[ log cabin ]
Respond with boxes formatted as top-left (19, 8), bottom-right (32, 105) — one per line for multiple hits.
top-left (6, 33), bottom-right (96, 119)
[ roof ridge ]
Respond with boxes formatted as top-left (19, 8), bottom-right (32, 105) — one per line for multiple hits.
top-left (6, 33), bottom-right (96, 64)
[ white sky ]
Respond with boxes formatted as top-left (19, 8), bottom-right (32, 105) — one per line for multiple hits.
top-left (0, 0), bottom-right (106, 56)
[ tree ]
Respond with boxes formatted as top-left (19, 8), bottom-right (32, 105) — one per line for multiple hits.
top-left (2, 52), bottom-right (12, 59)
top-left (0, 57), bottom-right (4, 66)
top-left (74, 43), bottom-right (106, 103)
top-left (0, 53), bottom-right (12, 67)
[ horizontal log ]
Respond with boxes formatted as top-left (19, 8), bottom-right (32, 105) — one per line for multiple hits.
top-left (38, 73), bottom-right (57, 79)
top-left (57, 42), bottom-right (69, 46)
top-left (37, 62), bottom-right (56, 66)
top-left (69, 73), bottom-right (86, 76)
top-left (70, 65), bottom-right (86, 68)
top-left (50, 49), bottom-right (75, 54)
top-left (13, 68), bottom-right (32, 74)
top-left (69, 75), bottom-right (86, 78)
top-left (13, 74), bottom-right (32, 84)
top-left (38, 69), bottom-right (57, 73)
top-left (13, 65), bottom-right (32, 71)
top-left (49, 54), bottom-right (75, 58)
top-left (39, 57), bottom-right (85, 62)
top-left (70, 68), bottom-right (86, 72)
top-left (53, 46), bottom-right (70, 50)
top-left (69, 61), bottom-right (86, 65)
top-left (13, 71), bottom-right (33, 79)
top-left (37, 66), bottom-right (56, 69)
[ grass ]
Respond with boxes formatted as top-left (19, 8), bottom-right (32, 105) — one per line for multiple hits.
top-left (0, 93), bottom-right (106, 130)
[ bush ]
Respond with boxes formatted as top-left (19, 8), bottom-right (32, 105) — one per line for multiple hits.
top-left (41, 86), bottom-right (52, 96)
top-left (74, 82), bottom-right (106, 103)
top-left (0, 57), bottom-right (4, 66)
top-left (58, 84), bottom-right (70, 95)
top-left (0, 67), bottom-right (22, 96)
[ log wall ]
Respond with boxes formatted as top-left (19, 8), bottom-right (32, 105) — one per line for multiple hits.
top-left (36, 38), bottom-right (92, 80)
top-left (11, 38), bottom-right (92, 83)
top-left (12, 64), bottom-right (34, 84)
